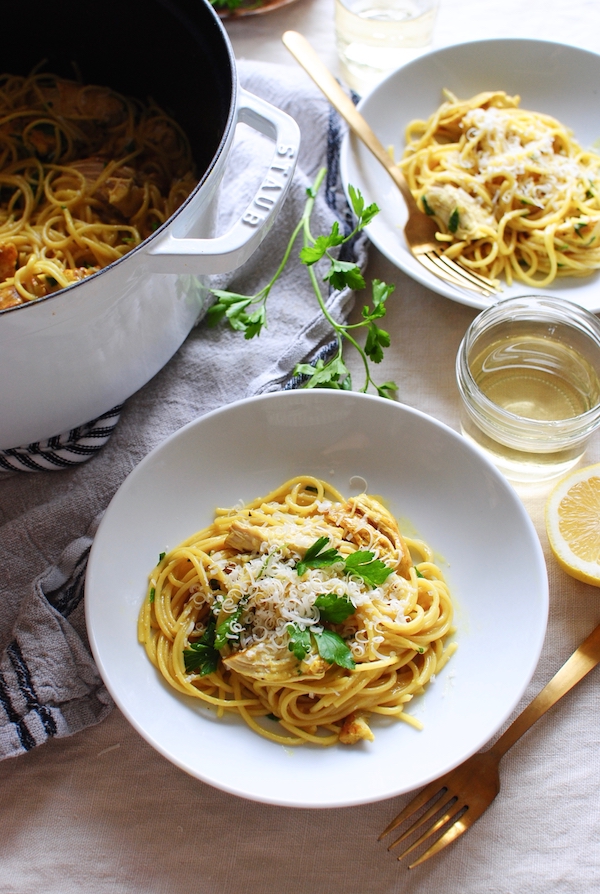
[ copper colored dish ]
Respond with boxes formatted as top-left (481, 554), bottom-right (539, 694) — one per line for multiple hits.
top-left (217, 0), bottom-right (303, 19)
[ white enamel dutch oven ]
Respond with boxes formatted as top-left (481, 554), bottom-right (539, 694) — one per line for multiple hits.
top-left (0, 0), bottom-right (300, 450)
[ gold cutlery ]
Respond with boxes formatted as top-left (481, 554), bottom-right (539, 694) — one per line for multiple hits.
top-left (282, 30), bottom-right (500, 299)
top-left (379, 620), bottom-right (600, 866)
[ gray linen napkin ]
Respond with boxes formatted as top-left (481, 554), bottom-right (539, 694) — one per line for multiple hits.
top-left (0, 60), bottom-right (368, 759)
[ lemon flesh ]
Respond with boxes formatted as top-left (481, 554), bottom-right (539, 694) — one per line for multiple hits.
top-left (545, 462), bottom-right (600, 586)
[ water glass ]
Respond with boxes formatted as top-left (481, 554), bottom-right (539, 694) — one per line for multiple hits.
top-left (335, 0), bottom-right (439, 94)
top-left (456, 296), bottom-right (600, 484)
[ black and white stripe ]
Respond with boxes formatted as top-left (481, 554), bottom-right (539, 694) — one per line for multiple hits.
top-left (0, 405), bottom-right (123, 473)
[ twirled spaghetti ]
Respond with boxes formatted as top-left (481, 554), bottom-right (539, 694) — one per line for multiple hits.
top-left (399, 90), bottom-right (600, 287)
top-left (138, 476), bottom-right (456, 746)
top-left (0, 72), bottom-right (197, 310)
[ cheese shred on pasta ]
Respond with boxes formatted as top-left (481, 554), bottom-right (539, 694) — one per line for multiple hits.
top-left (399, 90), bottom-right (600, 287)
top-left (138, 476), bottom-right (456, 746)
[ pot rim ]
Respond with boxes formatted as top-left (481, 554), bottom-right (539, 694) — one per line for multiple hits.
top-left (0, 1), bottom-right (238, 319)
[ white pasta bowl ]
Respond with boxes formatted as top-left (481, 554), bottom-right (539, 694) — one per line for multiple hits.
top-left (85, 390), bottom-right (548, 808)
top-left (340, 38), bottom-right (600, 311)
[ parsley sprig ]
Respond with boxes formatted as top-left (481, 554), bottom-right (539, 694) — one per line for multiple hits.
top-left (296, 537), bottom-right (394, 588)
top-left (207, 169), bottom-right (397, 397)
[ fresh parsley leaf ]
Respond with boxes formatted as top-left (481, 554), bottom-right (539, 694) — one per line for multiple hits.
top-left (183, 618), bottom-right (219, 675)
top-left (323, 258), bottom-right (366, 291)
top-left (348, 184), bottom-right (379, 227)
top-left (243, 306), bottom-right (267, 339)
top-left (315, 593), bottom-right (355, 624)
top-left (415, 567), bottom-right (425, 578)
top-left (158, 551), bottom-right (165, 562)
top-left (287, 623), bottom-right (312, 660)
top-left (361, 279), bottom-right (394, 322)
top-left (214, 603), bottom-right (245, 650)
top-left (422, 195), bottom-right (435, 216)
top-left (313, 629), bottom-right (355, 669)
top-left (376, 380), bottom-right (397, 398)
top-left (364, 322), bottom-right (390, 364)
top-left (296, 537), bottom-right (342, 576)
top-left (206, 292), bottom-right (251, 327)
top-left (300, 224), bottom-right (344, 265)
top-left (149, 587), bottom-right (155, 603)
top-left (448, 208), bottom-right (460, 234)
top-left (344, 550), bottom-right (394, 587)
top-left (294, 355), bottom-right (351, 390)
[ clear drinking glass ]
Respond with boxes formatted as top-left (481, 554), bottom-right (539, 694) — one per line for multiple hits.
top-left (456, 296), bottom-right (600, 484)
top-left (334, 0), bottom-right (439, 94)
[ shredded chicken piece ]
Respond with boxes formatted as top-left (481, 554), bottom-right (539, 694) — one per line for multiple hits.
top-left (224, 518), bottom-right (334, 555)
top-left (423, 184), bottom-right (495, 240)
top-left (339, 712), bottom-right (375, 745)
top-left (222, 645), bottom-right (298, 682)
top-left (324, 494), bottom-right (412, 579)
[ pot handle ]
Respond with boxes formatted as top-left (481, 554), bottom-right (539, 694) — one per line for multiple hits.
top-left (145, 88), bottom-right (300, 274)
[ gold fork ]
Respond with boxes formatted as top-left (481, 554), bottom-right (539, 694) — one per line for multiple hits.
top-left (379, 620), bottom-right (600, 867)
top-left (282, 31), bottom-right (501, 299)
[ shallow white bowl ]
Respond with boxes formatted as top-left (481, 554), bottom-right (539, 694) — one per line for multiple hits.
top-left (341, 38), bottom-right (600, 311)
top-left (85, 390), bottom-right (548, 807)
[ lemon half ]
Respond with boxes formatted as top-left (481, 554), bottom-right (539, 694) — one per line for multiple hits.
top-left (545, 462), bottom-right (600, 586)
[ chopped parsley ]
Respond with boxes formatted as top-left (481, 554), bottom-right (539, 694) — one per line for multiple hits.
top-left (344, 550), bottom-right (394, 587)
top-left (183, 618), bottom-right (219, 676)
top-left (287, 623), bottom-right (355, 670)
top-left (287, 624), bottom-right (312, 660)
top-left (214, 601), bottom-right (246, 650)
top-left (314, 592), bottom-right (355, 624)
top-left (296, 537), bottom-right (342, 576)
top-left (448, 207), bottom-right (460, 234)
top-left (314, 629), bottom-right (355, 669)
top-left (422, 195), bottom-right (435, 216)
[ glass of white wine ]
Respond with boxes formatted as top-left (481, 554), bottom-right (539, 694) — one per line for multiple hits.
top-left (456, 296), bottom-right (600, 484)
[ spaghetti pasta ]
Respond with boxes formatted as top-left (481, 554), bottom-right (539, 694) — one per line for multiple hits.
top-left (399, 90), bottom-right (600, 287)
top-left (0, 72), bottom-right (197, 309)
top-left (138, 476), bottom-right (456, 746)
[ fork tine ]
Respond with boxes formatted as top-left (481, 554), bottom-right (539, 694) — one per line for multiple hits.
top-left (416, 253), bottom-right (494, 297)
top-left (404, 792), bottom-right (494, 868)
top-left (386, 794), bottom-right (457, 849)
top-left (427, 253), bottom-right (501, 292)
top-left (378, 780), bottom-right (448, 840)
top-left (406, 808), bottom-right (471, 868)
top-left (395, 803), bottom-right (468, 863)
top-left (420, 253), bottom-right (498, 297)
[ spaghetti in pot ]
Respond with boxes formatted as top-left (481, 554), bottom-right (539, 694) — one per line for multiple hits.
top-left (0, 72), bottom-right (197, 310)
top-left (399, 90), bottom-right (600, 288)
top-left (138, 476), bottom-right (456, 746)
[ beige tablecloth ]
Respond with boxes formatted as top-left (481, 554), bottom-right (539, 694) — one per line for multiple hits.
top-left (3, 1), bottom-right (600, 892)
